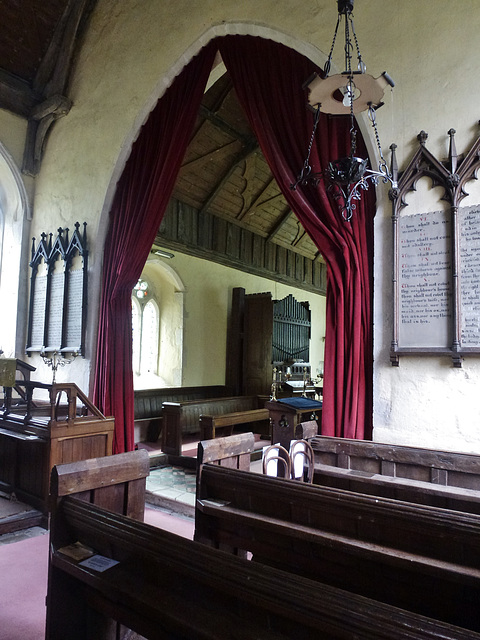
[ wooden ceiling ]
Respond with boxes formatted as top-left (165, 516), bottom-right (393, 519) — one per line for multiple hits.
top-left (173, 73), bottom-right (320, 261)
top-left (0, 0), bottom-right (95, 174)
top-left (0, 2), bottom-right (319, 261)
top-left (0, 0), bottom-right (69, 83)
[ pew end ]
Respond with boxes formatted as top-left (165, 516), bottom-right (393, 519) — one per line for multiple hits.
top-left (47, 449), bottom-right (150, 624)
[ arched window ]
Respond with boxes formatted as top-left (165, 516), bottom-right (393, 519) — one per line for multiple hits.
top-left (131, 297), bottom-right (141, 375)
top-left (141, 299), bottom-right (159, 373)
top-left (132, 279), bottom-right (160, 382)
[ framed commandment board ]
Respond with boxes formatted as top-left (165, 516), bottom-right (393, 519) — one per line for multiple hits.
top-left (26, 222), bottom-right (88, 357)
top-left (390, 128), bottom-right (480, 367)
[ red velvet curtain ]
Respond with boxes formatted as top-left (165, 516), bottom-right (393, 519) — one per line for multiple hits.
top-left (219, 36), bottom-right (374, 439)
top-left (93, 43), bottom-right (217, 452)
top-left (94, 34), bottom-right (374, 452)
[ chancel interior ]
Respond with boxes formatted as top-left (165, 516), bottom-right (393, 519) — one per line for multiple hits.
top-left (2, 1), bottom-right (480, 638)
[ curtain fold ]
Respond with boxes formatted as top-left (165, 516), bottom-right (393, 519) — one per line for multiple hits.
top-left (93, 43), bottom-right (217, 453)
top-left (93, 34), bottom-right (374, 453)
top-left (219, 35), bottom-right (374, 439)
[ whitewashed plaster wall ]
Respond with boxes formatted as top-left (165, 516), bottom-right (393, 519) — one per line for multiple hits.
top-left (9, 0), bottom-right (480, 450)
top-left (0, 110), bottom-right (27, 167)
top-left (142, 252), bottom-right (326, 389)
top-left (368, 2), bottom-right (480, 454)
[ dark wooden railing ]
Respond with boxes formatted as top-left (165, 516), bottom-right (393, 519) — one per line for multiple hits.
top-left (0, 381), bottom-right (114, 514)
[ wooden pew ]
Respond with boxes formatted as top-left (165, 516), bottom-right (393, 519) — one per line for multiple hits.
top-left (46, 493), bottom-right (480, 639)
top-left (48, 449), bottom-right (150, 522)
top-left (311, 435), bottom-right (480, 514)
top-left (46, 449), bottom-right (150, 639)
top-left (197, 431), bottom-right (255, 470)
top-left (199, 407), bottom-right (269, 441)
top-left (196, 432), bottom-right (256, 558)
top-left (134, 384), bottom-right (228, 442)
top-left (162, 395), bottom-right (268, 457)
top-left (195, 463), bottom-right (480, 632)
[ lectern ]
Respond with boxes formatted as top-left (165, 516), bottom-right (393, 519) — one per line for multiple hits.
top-left (265, 397), bottom-right (322, 451)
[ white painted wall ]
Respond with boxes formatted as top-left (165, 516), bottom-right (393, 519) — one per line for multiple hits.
top-left (2, 0), bottom-right (480, 452)
top-left (139, 258), bottom-right (186, 388)
top-left (368, 2), bottom-right (480, 454)
top-left (141, 251), bottom-right (326, 389)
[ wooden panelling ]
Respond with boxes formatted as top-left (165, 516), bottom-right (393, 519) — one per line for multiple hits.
top-left (0, 382), bottom-right (114, 513)
top-left (243, 293), bottom-right (273, 396)
top-left (156, 198), bottom-right (327, 295)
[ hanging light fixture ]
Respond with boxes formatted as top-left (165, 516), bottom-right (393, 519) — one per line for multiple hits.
top-left (291, 0), bottom-right (397, 220)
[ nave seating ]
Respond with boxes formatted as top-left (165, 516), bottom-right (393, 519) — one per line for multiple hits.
top-left (46, 449), bottom-right (150, 639)
top-left (195, 462), bottom-right (480, 632)
top-left (46, 451), bottom-right (479, 640)
top-left (162, 394), bottom-right (269, 457)
top-left (134, 385), bottom-right (228, 443)
top-left (311, 435), bottom-right (480, 514)
top-left (199, 406), bottom-right (270, 441)
top-left (196, 431), bottom-right (255, 470)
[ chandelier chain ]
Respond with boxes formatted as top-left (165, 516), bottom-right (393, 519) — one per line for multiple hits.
top-left (344, 10), bottom-right (352, 75)
top-left (307, 105), bottom-right (321, 161)
top-left (368, 104), bottom-right (388, 172)
top-left (292, 105), bottom-right (321, 187)
top-left (348, 14), bottom-right (364, 72)
top-left (344, 12), bottom-right (357, 156)
top-left (324, 14), bottom-right (341, 77)
top-left (291, 0), bottom-right (397, 221)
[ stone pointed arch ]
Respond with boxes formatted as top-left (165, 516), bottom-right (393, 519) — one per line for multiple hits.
top-left (91, 21), bottom-right (380, 374)
top-left (99, 21), bottom-right (380, 223)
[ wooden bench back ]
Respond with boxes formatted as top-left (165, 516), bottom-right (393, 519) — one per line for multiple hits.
top-left (134, 385), bottom-right (228, 419)
top-left (312, 435), bottom-right (480, 489)
top-left (196, 464), bottom-right (480, 631)
top-left (197, 431), bottom-right (255, 468)
top-left (196, 432), bottom-right (255, 511)
top-left (312, 436), bottom-right (480, 513)
top-left (163, 395), bottom-right (261, 434)
top-left (47, 450), bottom-right (151, 639)
top-left (50, 450), bottom-right (150, 528)
top-left (46, 495), bottom-right (480, 639)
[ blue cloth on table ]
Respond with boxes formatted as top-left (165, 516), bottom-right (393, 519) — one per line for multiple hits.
top-left (276, 397), bottom-right (322, 410)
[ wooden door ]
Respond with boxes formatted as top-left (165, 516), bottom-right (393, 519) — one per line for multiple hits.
top-left (242, 292), bottom-right (273, 395)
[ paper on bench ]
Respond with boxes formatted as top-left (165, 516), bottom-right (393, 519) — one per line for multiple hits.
top-left (79, 555), bottom-right (120, 572)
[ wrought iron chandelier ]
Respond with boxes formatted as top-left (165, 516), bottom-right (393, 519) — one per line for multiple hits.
top-left (291, 0), bottom-right (397, 220)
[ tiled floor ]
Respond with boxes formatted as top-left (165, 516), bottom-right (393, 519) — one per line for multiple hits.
top-left (147, 465), bottom-right (197, 503)
top-left (146, 465), bottom-right (197, 514)
top-left (145, 458), bottom-right (264, 515)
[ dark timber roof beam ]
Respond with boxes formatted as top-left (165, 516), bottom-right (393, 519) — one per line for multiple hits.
top-left (200, 138), bottom-right (259, 215)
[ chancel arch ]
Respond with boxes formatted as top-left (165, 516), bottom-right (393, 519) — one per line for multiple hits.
top-left (94, 29), bottom-right (375, 452)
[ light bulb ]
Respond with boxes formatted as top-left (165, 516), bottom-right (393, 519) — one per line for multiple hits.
top-left (342, 80), bottom-right (356, 107)
top-left (358, 60), bottom-right (366, 73)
